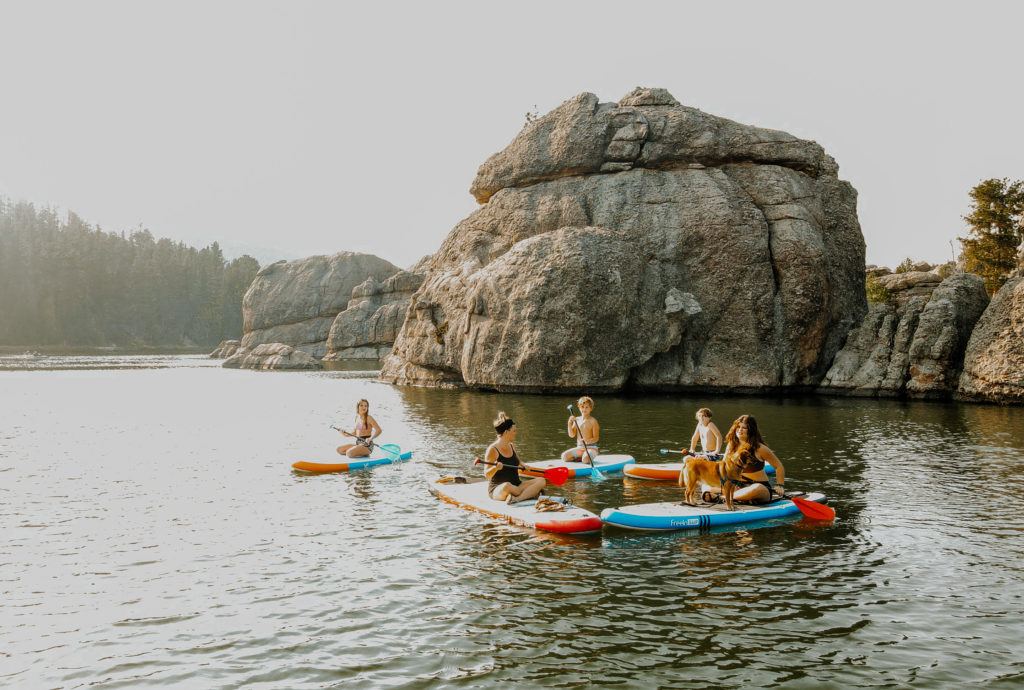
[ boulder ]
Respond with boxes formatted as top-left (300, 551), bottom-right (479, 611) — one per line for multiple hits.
top-left (240, 252), bottom-right (401, 358)
top-left (381, 88), bottom-right (866, 392)
top-left (209, 339), bottom-right (241, 358)
top-left (820, 273), bottom-right (989, 398)
top-left (958, 275), bottom-right (1024, 403)
top-left (324, 269), bottom-right (426, 360)
top-left (222, 342), bottom-right (323, 371)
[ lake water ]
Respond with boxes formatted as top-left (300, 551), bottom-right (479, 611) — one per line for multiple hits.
top-left (2, 355), bottom-right (1023, 688)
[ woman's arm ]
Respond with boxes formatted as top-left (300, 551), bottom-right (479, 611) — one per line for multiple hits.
top-left (759, 445), bottom-right (785, 494)
top-left (367, 415), bottom-right (383, 441)
top-left (483, 445), bottom-right (500, 479)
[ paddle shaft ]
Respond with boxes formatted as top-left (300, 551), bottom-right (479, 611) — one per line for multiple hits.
top-left (474, 457), bottom-right (568, 486)
top-left (331, 425), bottom-right (375, 448)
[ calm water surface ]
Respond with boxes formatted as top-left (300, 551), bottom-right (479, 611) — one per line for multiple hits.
top-left (2, 355), bottom-right (1023, 688)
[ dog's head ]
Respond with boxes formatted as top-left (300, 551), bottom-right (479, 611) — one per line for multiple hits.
top-left (723, 443), bottom-right (757, 476)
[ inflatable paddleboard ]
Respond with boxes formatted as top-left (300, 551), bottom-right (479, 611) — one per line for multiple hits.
top-left (430, 477), bottom-right (602, 534)
top-left (292, 444), bottom-right (411, 473)
top-left (600, 492), bottom-right (827, 531)
top-left (623, 460), bottom-right (775, 481)
top-left (520, 453), bottom-right (635, 479)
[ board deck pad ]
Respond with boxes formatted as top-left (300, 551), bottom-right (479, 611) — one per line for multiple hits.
top-left (431, 477), bottom-right (602, 534)
top-left (292, 445), bottom-right (412, 473)
top-left (600, 492), bottom-right (827, 531)
top-left (520, 453), bottom-right (635, 478)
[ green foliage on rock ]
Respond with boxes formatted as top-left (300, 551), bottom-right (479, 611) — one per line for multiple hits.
top-left (959, 177), bottom-right (1024, 295)
top-left (0, 198), bottom-right (260, 347)
top-left (865, 273), bottom-right (891, 304)
top-left (895, 257), bottom-right (915, 274)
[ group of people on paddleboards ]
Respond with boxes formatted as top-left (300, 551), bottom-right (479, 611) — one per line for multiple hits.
top-left (683, 408), bottom-right (786, 505)
top-left (334, 397), bottom-right (785, 506)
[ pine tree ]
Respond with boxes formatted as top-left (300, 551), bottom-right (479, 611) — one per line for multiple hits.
top-left (960, 178), bottom-right (1024, 295)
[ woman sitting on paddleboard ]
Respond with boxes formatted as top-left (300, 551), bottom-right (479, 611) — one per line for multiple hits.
top-left (704, 414), bottom-right (786, 505)
top-left (485, 412), bottom-right (545, 505)
top-left (335, 399), bottom-right (382, 458)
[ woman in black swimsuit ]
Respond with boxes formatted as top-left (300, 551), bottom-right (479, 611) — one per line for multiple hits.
top-left (484, 412), bottom-right (545, 505)
top-left (707, 414), bottom-right (786, 504)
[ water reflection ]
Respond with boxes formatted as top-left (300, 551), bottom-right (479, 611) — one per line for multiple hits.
top-left (2, 361), bottom-right (1023, 687)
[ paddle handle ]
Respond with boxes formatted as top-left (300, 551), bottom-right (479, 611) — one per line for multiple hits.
top-left (330, 424), bottom-right (356, 438)
top-left (660, 449), bottom-right (693, 455)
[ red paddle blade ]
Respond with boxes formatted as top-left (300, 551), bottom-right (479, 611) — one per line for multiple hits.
top-left (545, 467), bottom-right (570, 486)
top-left (791, 495), bottom-right (836, 520)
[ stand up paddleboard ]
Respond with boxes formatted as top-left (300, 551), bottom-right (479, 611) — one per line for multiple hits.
top-left (430, 477), bottom-right (602, 535)
top-left (292, 444), bottom-right (412, 473)
top-left (600, 492), bottom-right (827, 531)
top-left (623, 461), bottom-right (775, 481)
top-left (520, 454), bottom-right (635, 479)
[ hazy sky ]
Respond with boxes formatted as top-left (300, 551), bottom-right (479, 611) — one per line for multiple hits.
top-left (2, 1), bottom-right (1021, 269)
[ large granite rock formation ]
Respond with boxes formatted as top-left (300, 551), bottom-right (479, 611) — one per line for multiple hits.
top-left (324, 269), bottom-right (426, 360)
top-left (958, 274), bottom-right (1024, 403)
top-left (381, 88), bottom-right (866, 392)
top-left (240, 252), bottom-right (401, 358)
top-left (820, 272), bottom-right (989, 398)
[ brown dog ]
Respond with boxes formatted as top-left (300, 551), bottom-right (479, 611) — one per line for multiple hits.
top-left (678, 444), bottom-right (754, 510)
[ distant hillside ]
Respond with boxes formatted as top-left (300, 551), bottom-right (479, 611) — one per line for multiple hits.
top-left (0, 198), bottom-right (260, 347)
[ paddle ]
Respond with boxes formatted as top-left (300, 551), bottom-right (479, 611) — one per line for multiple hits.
top-left (787, 494), bottom-right (836, 520)
top-left (660, 449), bottom-right (694, 456)
top-left (377, 443), bottom-right (402, 461)
top-left (330, 424), bottom-right (375, 449)
top-left (473, 457), bottom-right (569, 487)
top-left (567, 404), bottom-right (604, 481)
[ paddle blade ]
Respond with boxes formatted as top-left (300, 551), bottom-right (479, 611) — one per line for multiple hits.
top-left (378, 443), bottom-right (402, 461)
top-left (791, 495), bottom-right (836, 520)
top-left (545, 467), bottom-right (570, 486)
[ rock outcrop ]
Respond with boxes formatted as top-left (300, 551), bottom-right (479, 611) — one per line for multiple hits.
top-left (324, 270), bottom-right (426, 360)
top-left (209, 339), bottom-right (241, 359)
top-left (820, 272), bottom-right (989, 398)
top-left (240, 252), bottom-right (401, 358)
top-left (958, 274), bottom-right (1024, 403)
top-left (381, 88), bottom-right (866, 392)
top-left (222, 342), bottom-right (323, 371)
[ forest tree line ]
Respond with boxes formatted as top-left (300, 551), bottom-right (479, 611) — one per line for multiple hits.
top-left (0, 199), bottom-right (260, 347)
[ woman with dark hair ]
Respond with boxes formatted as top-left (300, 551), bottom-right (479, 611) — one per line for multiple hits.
top-left (484, 412), bottom-right (545, 505)
top-left (703, 414), bottom-right (786, 504)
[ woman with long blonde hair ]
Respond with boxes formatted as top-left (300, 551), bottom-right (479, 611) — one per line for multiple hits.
top-left (335, 399), bottom-right (382, 458)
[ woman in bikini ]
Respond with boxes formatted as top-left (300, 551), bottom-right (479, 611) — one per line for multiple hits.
top-left (335, 399), bottom-right (382, 458)
top-left (703, 414), bottom-right (786, 504)
top-left (484, 412), bottom-right (545, 505)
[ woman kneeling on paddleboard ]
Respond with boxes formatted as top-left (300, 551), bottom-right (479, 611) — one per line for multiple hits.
top-left (703, 415), bottom-right (786, 505)
top-left (485, 412), bottom-right (545, 505)
top-left (335, 399), bottom-right (382, 458)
